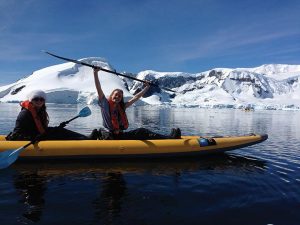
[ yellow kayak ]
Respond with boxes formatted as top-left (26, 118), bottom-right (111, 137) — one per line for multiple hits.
top-left (0, 134), bottom-right (267, 159)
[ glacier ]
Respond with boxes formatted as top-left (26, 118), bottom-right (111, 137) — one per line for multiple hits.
top-left (1, 58), bottom-right (300, 110)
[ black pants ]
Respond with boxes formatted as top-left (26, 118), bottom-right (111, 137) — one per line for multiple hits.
top-left (43, 127), bottom-right (88, 140)
top-left (7, 127), bottom-right (88, 141)
top-left (113, 128), bottom-right (170, 140)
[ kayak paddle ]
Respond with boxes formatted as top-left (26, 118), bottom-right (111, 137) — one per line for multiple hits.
top-left (43, 50), bottom-right (176, 93)
top-left (58, 106), bottom-right (91, 128)
top-left (0, 106), bottom-right (92, 169)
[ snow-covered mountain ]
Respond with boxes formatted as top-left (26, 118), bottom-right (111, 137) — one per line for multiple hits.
top-left (1, 58), bottom-right (300, 110)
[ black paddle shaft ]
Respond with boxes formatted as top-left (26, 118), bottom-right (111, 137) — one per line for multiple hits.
top-left (58, 115), bottom-right (79, 128)
top-left (43, 51), bottom-right (176, 93)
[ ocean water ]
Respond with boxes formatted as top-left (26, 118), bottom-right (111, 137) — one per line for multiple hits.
top-left (0, 103), bottom-right (299, 225)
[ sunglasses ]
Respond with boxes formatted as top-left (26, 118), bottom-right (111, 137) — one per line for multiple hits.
top-left (32, 97), bottom-right (45, 102)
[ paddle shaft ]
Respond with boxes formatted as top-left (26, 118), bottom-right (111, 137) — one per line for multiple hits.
top-left (44, 51), bottom-right (176, 93)
top-left (63, 115), bottom-right (79, 124)
top-left (23, 141), bottom-right (34, 149)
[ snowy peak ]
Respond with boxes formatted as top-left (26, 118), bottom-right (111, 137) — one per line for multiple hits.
top-left (1, 61), bottom-right (300, 110)
top-left (0, 58), bottom-right (132, 104)
top-left (222, 70), bottom-right (273, 99)
top-left (241, 64), bottom-right (300, 80)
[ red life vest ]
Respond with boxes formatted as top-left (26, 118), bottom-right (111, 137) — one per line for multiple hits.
top-left (20, 100), bottom-right (46, 134)
top-left (108, 100), bottom-right (129, 132)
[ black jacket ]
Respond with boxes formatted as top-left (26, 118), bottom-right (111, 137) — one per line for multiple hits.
top-left (7, 108), bottom-right (40, 140)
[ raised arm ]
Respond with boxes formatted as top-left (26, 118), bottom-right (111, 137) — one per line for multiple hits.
top-left (93, 67), bottom-right (104, 100)
top-left (125, 82), bottom-right (150, 108)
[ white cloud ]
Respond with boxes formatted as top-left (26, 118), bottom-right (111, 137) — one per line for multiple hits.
top-left (164, 21), bottom-right (300, 63)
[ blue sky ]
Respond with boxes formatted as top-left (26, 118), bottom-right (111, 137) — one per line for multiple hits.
top-left (0, 0), bottom-right (300, 85)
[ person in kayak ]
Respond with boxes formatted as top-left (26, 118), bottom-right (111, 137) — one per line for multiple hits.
top-left (6, 90), bottom-right (98, 141)
top-left (93, 67), bottom-right (181, 140)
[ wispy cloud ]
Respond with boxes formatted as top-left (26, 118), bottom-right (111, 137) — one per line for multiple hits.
top-left (0, 0), bottom-right (36, 31)
top-left (164, 17), bottom-right (300, 63)
top-left (147, 1), bottom-right (300, 66)
top-left (0, 31), bottom-right (94, 61)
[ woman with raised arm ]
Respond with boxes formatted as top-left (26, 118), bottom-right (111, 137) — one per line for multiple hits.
top-left (93, 67), bottom-right (181, 140)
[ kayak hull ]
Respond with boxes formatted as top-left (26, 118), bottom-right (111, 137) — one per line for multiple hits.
top-left (0, 134), bottom-right (268, 159)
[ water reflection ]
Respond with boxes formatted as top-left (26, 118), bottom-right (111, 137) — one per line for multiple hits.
top-left (93, 172), bottom-right (127, 224)
top-left (12, 154), bottom-right (266, 176)
top-left (13, 172), bottom-right (46, 223)
top-left (9, 155), bottom-right (266, 224)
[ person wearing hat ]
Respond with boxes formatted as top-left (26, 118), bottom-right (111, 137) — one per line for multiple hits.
top-left (6, 90), bottom-right (97, 141)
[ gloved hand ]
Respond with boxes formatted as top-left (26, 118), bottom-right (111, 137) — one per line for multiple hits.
top-left (31, 134), bottom-right (42, 143)
top-left (59, 121), bottom-right (67, 128)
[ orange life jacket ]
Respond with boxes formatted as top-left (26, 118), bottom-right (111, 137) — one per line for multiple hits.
top-left (108, 100), bottom-right (129, 133)
top-left (20, 100), bottom-right (46, 134)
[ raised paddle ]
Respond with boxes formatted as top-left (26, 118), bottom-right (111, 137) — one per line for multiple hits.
top-left (0, 106), bottom-right (92, 169)
top-left (42, 50), bottom-right (176, 93)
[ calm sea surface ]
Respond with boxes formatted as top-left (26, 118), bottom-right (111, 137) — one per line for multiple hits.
top-left (0, 103), bottom-right (299, 225)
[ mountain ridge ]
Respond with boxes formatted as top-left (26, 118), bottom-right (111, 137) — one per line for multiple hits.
top-left (1, 59), bottom-right (300, 110)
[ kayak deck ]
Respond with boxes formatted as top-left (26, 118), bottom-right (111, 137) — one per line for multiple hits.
top-left (0, 134), bottom-right (268, 159)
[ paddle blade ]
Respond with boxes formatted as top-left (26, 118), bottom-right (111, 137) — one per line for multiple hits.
top-left (78, 106), bottom-right (91, 117)
top-left (0, 147), bottom-right (24, 169)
